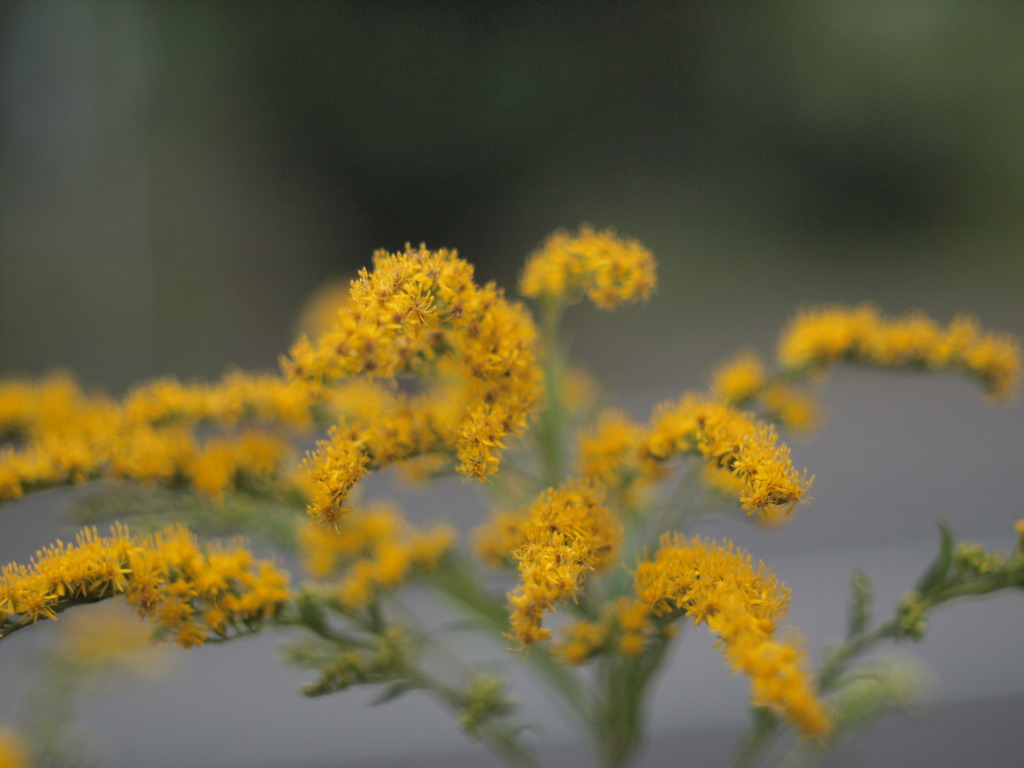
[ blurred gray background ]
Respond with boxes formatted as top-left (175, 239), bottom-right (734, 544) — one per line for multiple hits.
top-left (1, 2), bottom-right (1023, 766)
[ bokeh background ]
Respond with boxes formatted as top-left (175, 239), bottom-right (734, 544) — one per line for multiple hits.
top-left (1, 2), bottom-right (1023, 767)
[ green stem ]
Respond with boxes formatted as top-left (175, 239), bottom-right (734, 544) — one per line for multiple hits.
top-left (595, 631), bottom-right (675, 768)
top-left (0, 594), bottom-right (110, 641)
top-left (817, 623), bottom-right (900, 691)
top-left (732, 708), bottom-right (782, 768)
top-left (400, 662), bottom-right (539, 768)
top-left (433, 557), bottom-right (597, 739)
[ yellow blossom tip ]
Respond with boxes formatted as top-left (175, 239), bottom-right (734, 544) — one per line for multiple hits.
top-left (520, 225), bottom-right (657, 310)
top-left (777, 304), bottom-right (1021, 399)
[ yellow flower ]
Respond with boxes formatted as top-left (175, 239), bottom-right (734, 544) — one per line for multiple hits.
top-left (520, 226), bottom-right (657, 310)
top-left (298, 502), bottom-right (455, 610)
top-left (710, 351), bottom-right (766, 405)
top-left (0, 367), bottom-right (314, 505)
top-left (303, 430), bottom-right (370, 526)
top-left (777, 304), bottom-right (1021, 399)
top-left (286, 244), bottom-right (544, 524)
top-left (552, 597), bottom-right (653, 664)
top-left (645, 396), bottom-right (812, 519)
top-left (635, 533), bottom-right (830, 737)
top-left (576, 409), bottom-right (648, 492)
top-left (759, 384), bottom-right (821, 434)
top-left (504, 482), bottom-right (620, 646)
top-left (0, 524), bottom-right (289, 648)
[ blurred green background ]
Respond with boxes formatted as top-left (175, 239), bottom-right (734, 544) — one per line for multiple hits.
top-left (2, 1), bottom-right (1022, 395)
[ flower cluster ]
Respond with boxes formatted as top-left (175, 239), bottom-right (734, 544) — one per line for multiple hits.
top-left (2, 225), bottom-right (1022, 767)
top-left (708, 351), bottom-right (822, 434)
top-left (635, 533), bottom-right (830, 738)
top-left (0, 523), bottom-right (289, 647)
top-left (519, 226), bottom-right (656, 310)
top-left (575, 396), bottom-right (812, 520)
top-left (576, 409), bottom-right (650, 498)
top-left (645, 397), bottom-right (812, 518)
top-left (552, 598), bottom-right (654, 664)
top-left (778, 304), bottom-right (1021, 398)
top-left (0, 372), bottom-right (312, 502)
top-left (285, 244), bottom-right (544, 525)
top-left (502, 482), bottom-right (620, 645)
top-left (298, 501), bottom-right (455, 609)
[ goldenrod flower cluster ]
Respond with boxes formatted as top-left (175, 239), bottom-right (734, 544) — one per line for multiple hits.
top-left (519, 226), bottom-right (656, 310)
top-left (709, 351), bottom-right (767, 405)
top-left (0, 372), bottom-right (312, 502)
top-left (635, 533), bottom-right (830, 738)
top-left (647, 396), bottom-right (812, 517)
top-left (4, 226), bottom-right (1022, 764)
top-left (575, 397), bottom-right (811, 519)
top-left (504, 483), bottom-right (620, 645)
top-left (298, 502), bottom-right (455, 610)
top-left (553, 597), bottom-right (653, 664)
top-left (709, 306), bottom-right (1022, 440)
top-left (576, 409), bottom-right (651, 497)
top-left (778, 304), bottom-right (1021, 398)
top-left (709, 351), bottom-right (821, 433)
top-left (0, 523), bottom-right (289, 648)
top-left (285, 245), bottom-right (543, 525)
top-left (120, 372), bottom-right (315, 428)
top-left (472, 509), bottom-right (528, 569)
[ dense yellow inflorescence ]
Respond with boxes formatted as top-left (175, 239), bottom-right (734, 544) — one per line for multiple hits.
top-left (646, 396), bottom-right (812, 518)
top-left (635, 533), bottom-right (830, 738)
top-left (573, 397), bottom-right (812, 520)
top-left (709, 351), bottom-right (822, 433)
top-left (0, 372), bottom-right (312, 503)
top-left (552, 597), bottom-right (654, 664)
top-left (285, 244), bottom-right (544, 526)
top-left (519, 226), bottom-right (657, 310)
top-left (504, 482), bottom-right (621, 645)
top-left (576, 409), bottom-right (653, 495)
top-left (778, 304), bottom-right (1021, 399)
top-left (297, 502), bottom-right (455, 610)
top-left (0, 523), bottom-right (289, 648)
top-left (3, 228), bottom-right (1020, 757)
top-left (709, 351), bottom-right (766, 405)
